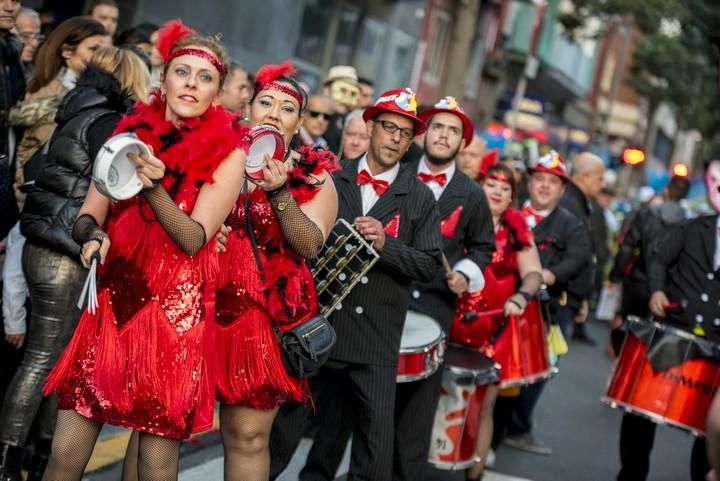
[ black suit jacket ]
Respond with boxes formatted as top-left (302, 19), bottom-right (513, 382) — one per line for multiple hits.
top-left (407, 162), bottom-right (495, 330)
top-left (648, 214), bottom-right (720, 342)
top-left (533, 205), bottom-right (591, 309)
top-left (329, 159), bottom-right (443, 365)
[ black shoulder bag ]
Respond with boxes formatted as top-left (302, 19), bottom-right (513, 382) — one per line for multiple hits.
top-left (244, 183), bottom-right (336, 378)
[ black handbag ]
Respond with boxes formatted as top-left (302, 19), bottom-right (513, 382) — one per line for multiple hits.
top-left (243, 184), bottom-right (336, 378)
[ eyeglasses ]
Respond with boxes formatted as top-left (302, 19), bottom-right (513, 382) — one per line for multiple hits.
top-left (373, 120), bottom-right (414, 140)
top-left (19, 32), bottom-right (45, 43)
top-left (308, 111), bottom-right (331, 121)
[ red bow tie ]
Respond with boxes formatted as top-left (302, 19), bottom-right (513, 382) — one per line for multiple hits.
top-left (418, 172), bottom-right (447, 187)
top-left (357, 169), bottom-right (390, 196)
top-left (522, 205), bottom-right (545, 226)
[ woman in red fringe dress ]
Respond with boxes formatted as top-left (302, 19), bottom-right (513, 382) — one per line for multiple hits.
top-left (215, 62), bottom-right (339, 480)
top-left (41, 21), bottom-right (246, 481)
top-left (450, 162), bottom-right (544, 481)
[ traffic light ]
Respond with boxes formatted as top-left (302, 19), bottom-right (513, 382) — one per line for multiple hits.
top-left (622, 148), bottom-right (645, 165)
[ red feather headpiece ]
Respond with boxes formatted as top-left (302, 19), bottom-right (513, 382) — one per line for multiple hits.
top-left (478, 148), bottom-right (500, 180)
top-left (156, 19), bottom-right (225, 77)
top-left (254, 61), bottom-right (305, 107)
top-left (156, 19), bottom-right (196, 62)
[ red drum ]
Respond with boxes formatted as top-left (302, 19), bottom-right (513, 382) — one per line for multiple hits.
top-left (603, 316), bottom-right (720, 436)
top-left (397, 311), bottom-right (445, 383)
top-left (428, 345), bottom-right (499, 470)
top-left (452, 299), bottom-right (552, 388)
top-left (244, 125), bottom-right (286, 180)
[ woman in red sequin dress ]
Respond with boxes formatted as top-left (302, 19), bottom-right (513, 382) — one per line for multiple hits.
top-left (215, 62), bottom-right (339, 480)
top-left (450, 163), bottom-right (543, 480)
top-left (41, 21), bottom-right (246, 481)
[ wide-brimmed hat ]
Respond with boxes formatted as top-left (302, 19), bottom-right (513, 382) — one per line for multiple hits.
top-left (528, 150), bottom-right (568, 182)
top-left (323, 65), bottom-right (359, 86)
top-left (419, 96), bottom-right (474, 145)
top-left (362, 88), bottom-right (426, 136)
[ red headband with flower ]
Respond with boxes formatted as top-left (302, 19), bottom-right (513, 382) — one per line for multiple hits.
top-left (254, 61), bottom-right (306, 108)
top-left (156, 19), bottom-right (226, 78)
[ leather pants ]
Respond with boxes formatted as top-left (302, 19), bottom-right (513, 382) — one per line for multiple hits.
top-left (0, 243), bottom-right (85, 446)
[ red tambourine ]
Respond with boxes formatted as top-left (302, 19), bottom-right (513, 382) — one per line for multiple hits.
top-left (245, 125), bottom-right (286, 181)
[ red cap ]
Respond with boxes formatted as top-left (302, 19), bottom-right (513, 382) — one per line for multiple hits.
top-left (419, 96), bottom-right (474, 145)
top-left (363, 88), bottom-right (426, 136)
top-left (528, 150), bottom-right (568, 182)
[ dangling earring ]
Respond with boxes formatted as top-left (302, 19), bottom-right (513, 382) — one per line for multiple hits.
top-left (160, 91), bottom-right (166, 102)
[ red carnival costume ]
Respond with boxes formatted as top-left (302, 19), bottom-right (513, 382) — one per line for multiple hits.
top-left (215, 145), bottom-right (339, 409)
top-left (44, 93), bottom-right (242, 439)
top-left (450, 208), bottom-right (538, 383)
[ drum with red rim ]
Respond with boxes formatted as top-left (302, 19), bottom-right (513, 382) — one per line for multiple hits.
top-left (396, 311), bottom-right (445, 383)
top-left (244, 125), bottom-right (286, 180)
top-left (428, 344), bottom-right (499, 470)
top-left (603, 316), bottom-right (720, 436)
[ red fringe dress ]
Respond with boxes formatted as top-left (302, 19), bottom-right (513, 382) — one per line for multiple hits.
top-left (450, 208), bottom-right (535, 382)
top-left (215, 146), bottom-right (339, 409)
top-left (44, 94), bottom-right (243, 439)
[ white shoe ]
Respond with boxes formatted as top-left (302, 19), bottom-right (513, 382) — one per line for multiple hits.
top-left (485, 449), bottom-right (496, 468)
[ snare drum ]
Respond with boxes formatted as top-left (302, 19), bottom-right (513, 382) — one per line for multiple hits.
top-left (603, 316), bottom-right (720, 436)
top-left (245, 125), bottom-right (286, 180)
top-left (428, 344), bottom-right (499, 470)
top-left (92, 133), bottom-right (149, 200)
top-left (397, 311), bottom-right (445, 383)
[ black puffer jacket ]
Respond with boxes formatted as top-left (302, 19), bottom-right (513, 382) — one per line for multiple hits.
top-left (21, 65), bottom-right (133, 257)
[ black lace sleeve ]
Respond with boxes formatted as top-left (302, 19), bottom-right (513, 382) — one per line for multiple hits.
top-left (141, 184), bottom-right (207, 256)
top-left (266, 186), bottom-right (324, 259)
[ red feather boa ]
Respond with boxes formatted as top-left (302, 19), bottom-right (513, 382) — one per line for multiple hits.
top-left (288, 145), bottom-right (341, 205)
top-left (502, 207), bottom-right (533, 248)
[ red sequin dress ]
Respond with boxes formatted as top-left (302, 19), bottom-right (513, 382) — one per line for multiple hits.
top-left (44, 94), bottom-right (243, 439)
top-left (215, 146), bottom-right (339, 409)
top-left (450, 208), bottom-right (535, 382)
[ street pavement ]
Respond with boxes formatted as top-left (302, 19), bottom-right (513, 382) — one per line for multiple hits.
top-left (84, 319), bottom-right (696, 481)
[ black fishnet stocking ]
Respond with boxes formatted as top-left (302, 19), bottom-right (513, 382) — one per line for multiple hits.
top-left (266, 188), bottom-right (323, 259)
top-left (219, 404), bottom-right (278, 481)
top-left (121, 431), bottom-right (139, 481)
top-left (41, 410), bottom-right (101, 481)
top-left (136, 432), bottom-right (181, 481)
top-left (142, 185), bottom-right (206, 256)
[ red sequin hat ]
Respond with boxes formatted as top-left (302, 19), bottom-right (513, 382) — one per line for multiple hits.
top-left (419, 96), bottom-right (474, 145)
top-left (363, 88), bottom-right (426, 136)
top-left (528, 150), bottom-right (569, 182)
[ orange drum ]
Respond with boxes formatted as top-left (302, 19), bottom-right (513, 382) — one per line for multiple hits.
top-left (452, 299), bottom-right (553, 388)
top-left (603, 316), bottom-right (720, 436)
top-left (428, 345), bottom-right (500, 470)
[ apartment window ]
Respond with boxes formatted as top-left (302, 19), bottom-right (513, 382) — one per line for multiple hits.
top-left (426, 10), bottom-right (451, 80)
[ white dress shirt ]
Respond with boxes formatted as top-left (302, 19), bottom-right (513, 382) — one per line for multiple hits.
top-left (417, 158), bottom-right (483, 292)
top-left (358, 154), bottom-right (400, 215)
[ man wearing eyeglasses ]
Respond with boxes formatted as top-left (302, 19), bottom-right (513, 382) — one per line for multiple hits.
top-left (389, 96), bottom-right (495, 480)
top-left (298, 94), bottom-right (333, 148)
top-left (269, 88), bottom-right (443, 481)
top-left (15, 7), bottom-right (41, 81)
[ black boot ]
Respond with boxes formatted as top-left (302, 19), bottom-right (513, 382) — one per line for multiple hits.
top-left (0, 443), bottom-right (24, 481)
top-left (25, 437), bottom-right (51, 481)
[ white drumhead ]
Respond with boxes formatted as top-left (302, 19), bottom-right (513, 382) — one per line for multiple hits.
top-left (93, 133), bottom-right (148, 200)
top-left (400, 311), bottom-right (442, 349)
top-left (246, 134), bottom-right (275, 173)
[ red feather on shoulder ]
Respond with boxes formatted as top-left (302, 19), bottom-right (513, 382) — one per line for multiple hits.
top-left (156, 19), bottom-right (197, 62)
top-left (288, 146), bottom-right (341, 205)
top-left (502, 207), bottom-right (534, 248)
top-left (255, 61), bottom-right (297, 85)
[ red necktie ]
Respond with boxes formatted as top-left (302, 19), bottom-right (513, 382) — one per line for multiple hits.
top-left (418, 172), bottom-right (447, 187)
top-left (357, 169), bottom-right (390, 196)
top-left (522, 205), bottom-right (545, 227)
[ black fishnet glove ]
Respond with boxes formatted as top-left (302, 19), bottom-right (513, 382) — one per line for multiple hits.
top-left (266, 187), bottom-right (323, 259)
top-left (511, 271), bottom-right (544, 308)
top-left (72, 213), bottom-right (106, 245)
top-left (142, 184), bottom-right (206, 256)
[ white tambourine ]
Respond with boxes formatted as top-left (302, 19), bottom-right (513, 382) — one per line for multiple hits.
top-left (92, 132), bottom-right (150, 201)
top-left (245, 125), bottom-right (286, 181)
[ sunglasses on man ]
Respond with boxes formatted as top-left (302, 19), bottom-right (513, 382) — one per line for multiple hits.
top-left (308, 111), bottom-right (331, 121)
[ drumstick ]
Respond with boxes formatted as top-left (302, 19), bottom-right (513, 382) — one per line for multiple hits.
top-left (441, 254), bottom-right (452, 275)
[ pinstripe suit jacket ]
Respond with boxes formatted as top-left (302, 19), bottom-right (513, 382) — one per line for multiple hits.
top-left (329, 158), bottom-right (443, 366)
top-left (408, 163), bottom-right (495, 330)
